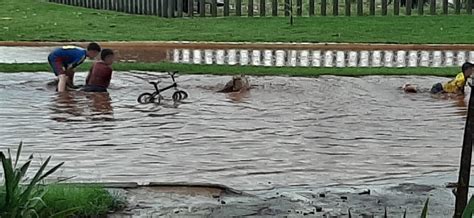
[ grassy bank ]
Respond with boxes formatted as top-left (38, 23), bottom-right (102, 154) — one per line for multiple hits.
top-left (0, 184), bottom-right (123, 216)
top-left (41, 184), bottom-right (124, 216)
top-left (0, 62), bottom-right (459, 77)
top-left (0, 0), bottom-right (473, 43)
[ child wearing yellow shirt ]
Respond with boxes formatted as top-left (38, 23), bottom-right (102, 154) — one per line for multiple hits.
top-left (431, 62), bottom-right (473, 94)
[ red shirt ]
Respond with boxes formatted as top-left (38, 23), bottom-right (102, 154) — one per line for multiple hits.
top-left (86, 62), bottom-right (113, 88)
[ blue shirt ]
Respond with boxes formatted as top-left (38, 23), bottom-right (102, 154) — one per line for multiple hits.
top-left (48, 46), bottom-right (87, 69)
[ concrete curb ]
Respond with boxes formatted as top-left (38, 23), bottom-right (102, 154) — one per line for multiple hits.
top-left (1, 41), bottom-right (474, 51)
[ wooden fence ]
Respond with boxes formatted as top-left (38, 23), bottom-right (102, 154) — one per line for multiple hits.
top-left (49, 0), bottom-right (472, 17)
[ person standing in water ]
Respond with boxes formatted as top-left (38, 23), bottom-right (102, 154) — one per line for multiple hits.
top-left (82, 49), bottom-right (115, 93)
top-left (48, 43), bottom-right (101, 92)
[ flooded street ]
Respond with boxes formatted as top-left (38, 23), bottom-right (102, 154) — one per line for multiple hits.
top-left (0, 72), bottom-right (469, 192)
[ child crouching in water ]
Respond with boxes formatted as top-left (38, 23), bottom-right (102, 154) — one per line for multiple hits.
top-left (82, 49), bottom-right (114, 92)
top-left (402, 62), bottom-right (473, 94)
top-left (430, 62), bottom-right (473, 94)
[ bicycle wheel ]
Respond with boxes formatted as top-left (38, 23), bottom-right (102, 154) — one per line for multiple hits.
top-left (178, 91), bottom-right (188, 99)
top-left (137, 93), bottom-right (154, 104)
top-left (172, 91), bottom-right (182, 102)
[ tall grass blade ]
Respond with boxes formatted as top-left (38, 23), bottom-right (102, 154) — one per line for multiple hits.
top-left (14, 141), bottom-right (23, 168)
top-left (462, 195), bottom-right (474, 218)
top-left (38, 162), bottom-right (64, 181)
top-left (404, 208), bottom-right (407, 218)
top-left (384, 207), bottom-right (388, 218)
top-left (50, 207), bottom-right (81, 218)
top-left (420, 198), bottom-right (429, 218)
top-left (1, 151), bottom-right (16, 209)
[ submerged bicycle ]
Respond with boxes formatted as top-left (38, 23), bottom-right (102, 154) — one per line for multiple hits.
top-left (137, 71), bottom-right (188, 104)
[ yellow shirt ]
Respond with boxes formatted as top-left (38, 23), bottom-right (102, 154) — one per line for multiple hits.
top-left (443, 72), bottom-right (466, 93)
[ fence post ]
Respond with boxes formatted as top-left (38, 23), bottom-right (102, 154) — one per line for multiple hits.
top-left (430, 0), bottom-right (435, 14)
top-left (178, 0), bottom-right (184, 16)
top-left (357, 0), bottom-right (362, 15)
top-left (158, 0), bottom-right (162, 16)
top-left (468, 0), bottom-right (473, 14)
top-left (369, 0), bottom-right (375, 15)
top-left (236, 0), bottom-right (242, 15)
top-left (345, 0), bottom-right (351, 16)
top-left (417, 0), bottom-right (424, 15)
top-left (406, 0), bottom-right (412, 15)
top-left (454, 86), bottom-right (474, 218)
top-left (162, 0), bottom-right (168, 17)
top-left (394, 0), bottom-right (400, 15)
top-left (285, 0), bottom-right (290, 16)
top-left (321, 0), bottom-right (327, 15)
top-left (187, 0), bottom-right (193, 16)
top-left (333, 0), bottom-right (338, 15)
top-left (442, 0), bottom-right (448, 14)
top-left (224, 0), bottom-right (230, 15)
top-left (248, 0), bottom-right (254, 16)
top-left (211, 0), bottom-right (217, 16)
top-left (260, 0), bottom-right (266, 16)
top-left (199, 0), bottom-right (205, 16)
top-left (382, 0), bottom-right (387, 15)
top-left (169, 0), bottom-right (175, 17)
top-left (309, 0), bottom-right (315, 16)
top-left (297, 0), bottom-right (302, 15)
top-left (139, 0), bottom-right (144, 14)
top-left (272, 0), bottom-right (278, 16)
top-left (455, 0), bottom-right (461, 14)
top-left (130, 0), bottom-right (135, 13)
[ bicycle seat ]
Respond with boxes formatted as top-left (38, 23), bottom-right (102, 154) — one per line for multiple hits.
top-left (149, 81), bottom-right (161, 85)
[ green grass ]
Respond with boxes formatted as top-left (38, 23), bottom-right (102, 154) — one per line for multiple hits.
top-left (0, 0), bottom-right (473, 43)
top-left (0, 184), bottom-right (124, 217)
top-left (0, 62), bottom-right (460, 77)
top-left (40, 184), bottom-right (124, 216)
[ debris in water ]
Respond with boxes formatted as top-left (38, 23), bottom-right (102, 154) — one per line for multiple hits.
top-left (359, 189), bottom-right (371, 195)
top-left (319, 193), bottom-right (326, 198)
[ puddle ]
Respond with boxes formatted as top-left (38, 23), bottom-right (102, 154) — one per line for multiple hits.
top-left (0, 72), bottom-right (470, 192)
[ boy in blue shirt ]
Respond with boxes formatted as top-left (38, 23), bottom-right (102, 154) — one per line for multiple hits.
top-left (48, 43), bottom-right (101, 92)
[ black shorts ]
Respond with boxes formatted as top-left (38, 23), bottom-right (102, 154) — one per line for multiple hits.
top-left (81, 85), bottom-right (107, 93)
top-left (431, 83), bottom-right (444, 94)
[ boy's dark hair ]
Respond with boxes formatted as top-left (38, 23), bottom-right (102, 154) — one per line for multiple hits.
top-left (100, 49), bottom-right (114, 60)
top-left (462, 62), bottom-right (474, 73)
top-left (87, 42), bottom-right (101, 52)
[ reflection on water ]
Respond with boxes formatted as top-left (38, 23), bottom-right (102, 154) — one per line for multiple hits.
top-left (49, 92), bottom-right (114, 122)
top-left (0, 72), bottom-right (470, 191)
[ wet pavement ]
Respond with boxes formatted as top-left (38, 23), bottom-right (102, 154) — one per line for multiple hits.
top-left (0, 72), bottom-right (470, 191)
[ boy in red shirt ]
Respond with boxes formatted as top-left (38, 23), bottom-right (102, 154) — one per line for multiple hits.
top-left (82, 49), bottom-right (114, 92)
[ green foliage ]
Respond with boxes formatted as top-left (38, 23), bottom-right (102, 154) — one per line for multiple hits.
top-left (420, 198), bottom-right (429, 218)
top-left (0, 142), bottom-right (124, 217)
top-left (41, 185), bottom-right (125, 216)
top-left (0, 142), bottom-right (64, 218)
top-left (462, 195), bottom-right (474, 218)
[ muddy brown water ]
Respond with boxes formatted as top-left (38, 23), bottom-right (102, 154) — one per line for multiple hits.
top-left (0, 72), bottom-right (471, 192)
